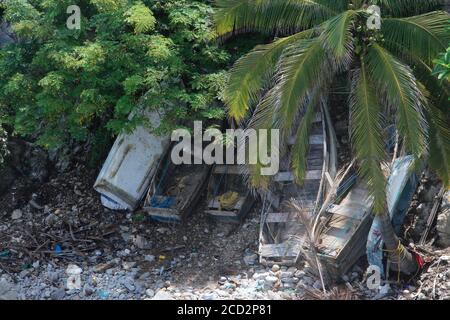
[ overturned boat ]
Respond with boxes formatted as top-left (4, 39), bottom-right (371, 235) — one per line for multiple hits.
top-left (317, 155), bottom-right (420, 279)
top-left (205, 164), bottom-right (256, 223)
top-left (142, 144), bottom-right (211, 223)
top-left (316, 169), bottom-right (374, 277)
top-left (258, 106), bottom-right (337, 266)
top-left (94, 111), bottom-right (170, 211)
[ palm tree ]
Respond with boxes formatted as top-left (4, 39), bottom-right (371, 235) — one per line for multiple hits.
top-left (215, 0), bottom-right (450, 274)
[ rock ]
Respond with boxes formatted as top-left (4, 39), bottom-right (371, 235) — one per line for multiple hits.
top-left (122, 261), bottom-right (136, 270)
top-left (93, 262), bottom-right (114, 273)
top-left (243, 253), bottom-right (258, 266)
top-left (264, 276), bottom-right (279, 287)
top-left (252, 272), bottom-right (269, 280)
top-left (145, 289), bottom-right (155, 298)
top-left (201, 293), bottom-right (215, 300)
top-left (83, 285), bottom-right (93, 297)
top-left (313, 280), bottom-right (323, 290)
top-left (144, 255), bottom-right (155, 262)
top-left (51, 288), bottom-right (66, 300)
top-left (271, 264), bottom-right (280, 272)
top-left (44, 214), bottom-right (58, 226)
top-left (11, 209), bottom-right (22, 220)
top-left (133, 235), bottom-right (151, 249)
top-left (152, 289), bottom-right (174, 300)
top-left (0, 279), bottom-right (17, 300)
top-left (123, 279), bottom-right (135, 292)
top-left (437, 191), bottom-right (450, 248)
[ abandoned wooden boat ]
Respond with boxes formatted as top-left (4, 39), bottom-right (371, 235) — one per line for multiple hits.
top-left (259, 106), bottom-right (337, 266)
top-left (316, 170), bottom-right (374, 277)
top-left (94, 111), bottom-right (170, 211)
top-left (316, 154), bottom-right (420, 279)
top-left (142, 144), bottom-right (212, 223)
top-left (205, 165), bottom-right (256, 223)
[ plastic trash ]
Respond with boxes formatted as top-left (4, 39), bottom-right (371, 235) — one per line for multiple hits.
top-left (54, 244), bottom-right (62, 254)
top-left (66, 264), bottom-right (82, 290)
top-left (97, 289), bottom-right (109, 299)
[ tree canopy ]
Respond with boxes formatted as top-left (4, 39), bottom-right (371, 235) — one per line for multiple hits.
top-left (0, 0), bottom-right (230, 150)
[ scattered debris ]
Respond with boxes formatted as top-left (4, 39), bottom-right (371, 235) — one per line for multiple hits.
top-left (66, 264), bottom-right (82, 290)
top-left (11, 209), bottom-right (22, 220)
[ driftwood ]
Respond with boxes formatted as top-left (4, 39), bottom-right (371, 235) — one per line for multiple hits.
top-left (419, 186), bottom-right (446, 245)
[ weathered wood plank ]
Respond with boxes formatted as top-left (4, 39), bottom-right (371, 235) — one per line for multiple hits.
top-left (144, 206), bottom-right (181, 221)
top-left (275, 170), bottom-right (322, 182)
top-left (259, 241), bottom-right (303, 258)
top-left (326, 203), bottom-right (370, 220)
top-left (265, 210), bottom-right (311, 223)
top-left (213, 165), bottom-right (241, 175)
top-left (205, 210), bottom-right (238, 218)
top-left (288, 134), bottom-right (324, 146)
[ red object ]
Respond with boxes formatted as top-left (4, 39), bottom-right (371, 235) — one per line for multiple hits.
top-left (412, 251), bottom-right (425, 270)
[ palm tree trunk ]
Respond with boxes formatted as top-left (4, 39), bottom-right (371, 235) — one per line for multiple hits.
top-left (378, 213), bottom-right (418, 275)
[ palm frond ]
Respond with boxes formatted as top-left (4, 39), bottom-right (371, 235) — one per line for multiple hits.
top-left (224, 30), bottom-right (315, 122)
top-left (214, 0), bottom-right (340, 36)
top-left (320, 10), bottom-right (356, 62)
top-left (267, 38), bottom-right (337, 135)
top-left (366, 44), bottom-right (428, 160)
top-left (373, 0), bottom-right (442, 17)
top-left (382, 11), bottom-right (450, 66)
top-left (291, 93), bottom-right (319, 183)
top-left (349, 62), bottom-right (386, 213)
top-left (426, 104), bottom-right (450, 186)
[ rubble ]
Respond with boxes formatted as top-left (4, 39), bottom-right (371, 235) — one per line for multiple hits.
top-left (0, 155), bottom-right (449, 300)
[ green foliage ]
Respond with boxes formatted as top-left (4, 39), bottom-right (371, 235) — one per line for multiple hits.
top-left (217, 0), bottom-right (450, 210)
top-left (433, 47), bottom-right (450, 81)
top-left (0, 0), bottom-right (230, 151)
top-left (124, 2), bottom-right (156, 34)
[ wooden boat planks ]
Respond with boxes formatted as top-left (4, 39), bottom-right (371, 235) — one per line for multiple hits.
top-left (259, 108), bottom-right (332, 266)
top-left (318, 182), bottom-right (374, 277)
top-left (143, 154), bottom-right (212, 223)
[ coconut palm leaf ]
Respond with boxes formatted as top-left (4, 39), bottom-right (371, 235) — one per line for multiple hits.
top-left (349, 62), bottom-right (386, 213)
top-left (291, 93), bottom-right (319, 183)
top-left (382, 11), bottom-right (450, 66)
top-left (214, 0), bottom-right (341, 36)
top-left (366, 44), bottom-right (428, 159)
top-left (268, 38), bottom-right (335, 134)
top-left (223, 30), bottom-right (315, 122)
top-left (426, 104), bottom-right (450, 186)
top-left (373, 0), bottom-right (442, 17)
top-left (320, 9), bottom-right (357, 62)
